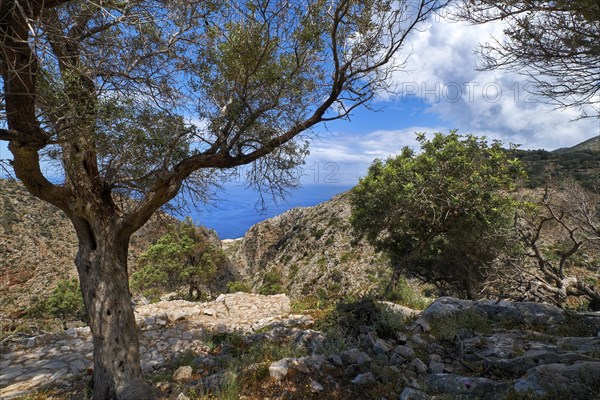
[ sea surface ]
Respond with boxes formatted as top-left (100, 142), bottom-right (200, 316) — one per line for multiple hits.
top-left (179, 183), bottom-right (353, 239)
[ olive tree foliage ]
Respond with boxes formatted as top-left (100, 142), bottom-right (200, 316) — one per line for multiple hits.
top-left (130, 219), bottom-right (226, 301)
top-left (0, 0), bottom-right (446, 398)
top-left (351, 132), bottom-right (524, 299)
top-left (458, 0), bottom-right (600, 118)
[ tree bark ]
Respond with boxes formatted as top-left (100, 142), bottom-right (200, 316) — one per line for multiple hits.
top-left (73, 219), bottom-right (159, 400)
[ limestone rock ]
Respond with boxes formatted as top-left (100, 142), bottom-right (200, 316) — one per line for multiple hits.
top-left (394, 345), bottom-right (415, 360)
top-left (269, 358), bottom-right (290, 381)
top-left (513, 361), bottom-right (600, 398)
top-left (351, 372), bottom-right (375, 385)
top-left (399, 387), bottom-right (430, 400)
top-left (411, 358), bottom-right (428, 374)
top-left (173, 366), bottom-right (193, 383)
top-left (310, 380), bottom-right (324, 393)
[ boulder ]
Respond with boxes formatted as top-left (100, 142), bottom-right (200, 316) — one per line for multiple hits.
top-left (513, 361), bottom-right (600, 398)
top-left (173, 366), bottom-right (193, 383)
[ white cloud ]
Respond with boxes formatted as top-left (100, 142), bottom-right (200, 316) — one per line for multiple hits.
top-left (389, 12), bottom-right (599, 150)
top-left (302, 127), bottom-right (448, 185)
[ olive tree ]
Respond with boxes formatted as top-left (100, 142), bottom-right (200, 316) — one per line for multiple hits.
top-left (351, 132), bottom-right (524, 298)
top-left (130, 219), bottom-right (225, 301)
top-left (0, 0), bottom-right (445, 397)
top-left (459, 0), bottom-right (600, 118)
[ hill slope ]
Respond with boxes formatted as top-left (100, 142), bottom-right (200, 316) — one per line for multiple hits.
top-left (0, 179), bottom-right (217, 319)
top-left (225, 191), bottom-right (390, 299)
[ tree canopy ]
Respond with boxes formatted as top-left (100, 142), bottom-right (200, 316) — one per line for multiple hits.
top-left (460, 0), bottom-right (600, 117)
top-left (0, 1), bottom-right (446, 397)
top-left (130, 219), bottom-right (226, 301)
top-left (351, 131), bottom-right (524, 298)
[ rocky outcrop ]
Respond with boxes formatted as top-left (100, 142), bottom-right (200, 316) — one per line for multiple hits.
top-left (225, 192), bottom-right (389, 298)
top-left (0, 293), bottom-right (312, 399)
top-left (0, 179), bottom-right (223, 320)
top-left (3, 294), bottom-right (600, 399)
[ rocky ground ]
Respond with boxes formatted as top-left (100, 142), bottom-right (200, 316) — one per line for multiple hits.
top-left (224, 192), bottom-right (390, 299)
top-left (1, 293), bottom-right (600, 399)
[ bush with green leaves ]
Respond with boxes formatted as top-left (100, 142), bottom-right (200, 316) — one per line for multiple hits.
top-left (317, 296), bottom-right (405, 343)
top-left (351, 131), bottom-right (525, 298)
top-left (258, 270), bottom-right (284, 295)
top-left (42, 278), bottom-right (87, 323)
top-left (131, 219), bottom-right (227, 301)
top-left (227, 280), bottom-right (252, 293)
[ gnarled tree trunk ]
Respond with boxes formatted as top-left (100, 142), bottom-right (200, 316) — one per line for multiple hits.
top-left (73, 219), bottom-right (158, 399)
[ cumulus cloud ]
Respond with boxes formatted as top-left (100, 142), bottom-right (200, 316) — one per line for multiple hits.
top-left (391, 12), bottom-right (599, 150)
top-left (302, 126), bottom-right (448, 185)
top-left (302, 8), bottom-right (598, 186)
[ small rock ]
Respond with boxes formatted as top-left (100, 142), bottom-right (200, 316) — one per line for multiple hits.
top-left (390, 353), bottom-right (404, 366)
top-left (399, 387), bottom-right (430, 400)
top-left (328, 354), bottom-right (343, 366)
top-left (203, 308), bottom-right (217, 316)
top-left (364, 331), bottom-right (379, 347)
top-left (396, 332), bottom-right (408, 343)
top-left (373, 338), bottom-right (393, 354)
top-left (374, 353), bottom-right (389, 365)
top-left (414, 319), bottom-right (431, 333)
top-left (351, 372), bottom-right (376, 385)
top-left (340, 348), bottom-right (371, 365)
top-left (411, 358), bottom-right (428, 374)
top-left (176, 393), bottom-right (191, 400)
top-left (310, 380), bottom-right (324, 393)
top-left (269, 358), bottom-right (290, 381)
top-left (429, 361), bottom-right (445, 374)
top-left (173, 366), bottom-right (193, 383)
top-left (394, 345), bottom-right (415, 360)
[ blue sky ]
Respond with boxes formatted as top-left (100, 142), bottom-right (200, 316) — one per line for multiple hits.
top-left (2, 12), bottom-right (599, 238)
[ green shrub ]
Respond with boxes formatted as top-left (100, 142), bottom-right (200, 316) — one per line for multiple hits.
top-left (384, 277), bottom-right (433, 310)
top-left (131, 218), bottom-right (226, 301)
top-left (318, 296), bottom-right (405, 341)
top-left (226, 280), bottom-right (252, 293)
top-left (351, 131), bottom-right (525, 298)
top-left (39, 278), bottom-right (87, 323)
top-left (258, 270), bottom-right (284, 295)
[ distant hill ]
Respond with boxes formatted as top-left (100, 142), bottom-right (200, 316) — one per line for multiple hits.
top-left (554, 135), bottom-right (599, 153)
top-left (514, 136), bottom-right (600, 188)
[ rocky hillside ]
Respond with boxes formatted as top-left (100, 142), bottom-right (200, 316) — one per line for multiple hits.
top-left (0, 179), bottom-right (219, 319)
top-left (224, 192), bottom-right (390, 299)
top-left (554, 135), bottom-right (599, 153)
top-left (2, 294), bottom-right (599, 399)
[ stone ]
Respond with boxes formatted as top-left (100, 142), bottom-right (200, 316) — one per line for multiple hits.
top-left (399, 387), bottom-right (430, 400)
top-left (394, 345), bottom-right (415, 360)
top-left (203, 308), bottom-right (217, 316)
top-left (340, 348), bottom-right (371, 365)
top-left (513, 362), bottom-right (600, 398)
top-left (373, 338), bottom-right (393, 355)
top-left (413, 319), bottom-right (431, 333)
top-left (424, 373), bottom-right (509, 398)
top-left (173, 366), bottom-right (193, 383)
top-left (269, 358), bottom-right (290, 381)
top-left (390, 353), bottom-right (404, 366)
top-left (411, 358), bottom-right (428, 374)
top-left (176, 393), bottom-right (190, 400)
top-left (351, 372), bottom-right (376, 385)
top-left (364, 331), bottom-right (378, 347)
top-left (374, 354), bottom-right (389, 365)
top-left (328, 354), bottom-right (343, 366)
top-left (428, 361), bottom-right (445, 374)
top-left (310, 380), bottom-right (324, 393)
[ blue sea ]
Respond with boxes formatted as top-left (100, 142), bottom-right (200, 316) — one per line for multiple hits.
top-left (178, 183), bottom-right (353, 239)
